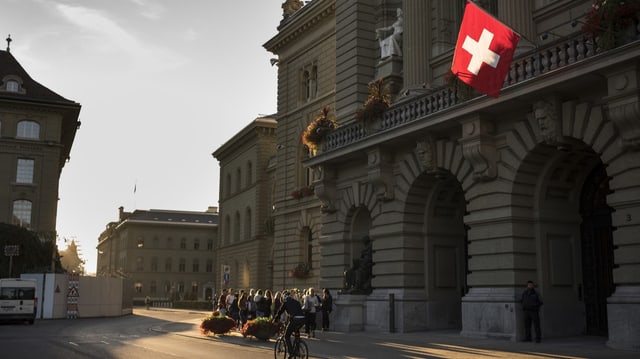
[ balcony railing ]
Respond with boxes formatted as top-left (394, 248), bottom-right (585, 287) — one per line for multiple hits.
top-left (320, 33), bottom-right (606, 154)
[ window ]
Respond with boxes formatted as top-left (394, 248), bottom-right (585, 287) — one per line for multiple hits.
top-left (179, 258), bottom-right (186, 272)
top-left (178, 282), bottom-right (184, 293)
top-left (151, 257), bottom-right (158, 272)
top-left (165, 258), bottom-right (172, 272)
top-left (226, 173), bottom-right (231, 197)
top-left (194, 239), bottom-right (200, 250)
top-left (191, 282), bottom-right (198, 293)
top-left (180, 238), bottom-right (187, 249)
top-left (164, 281), bottom-right (171, 293)
top-left (6, 80), bottom-right (19, 92)
top-left (16, 120), bottom-right (40, 140)
top-left (12, 200), bottom-right (31, 228)
top-left (236, 167), bottom-right (241, 192)
top-left (206, 259), bottom-right (213, 273)
top-left (234, 211), bottom-right (241, 242)
top-left (246, 161), bottom-right (253, 187)
top-left (192, 259), bottom-right (199, 273)
top-left (245, 207), bottom-right (252, 239)
top-left (301, 63), bottom-right (318, 102)
top-left (16, 158), bottom-right (34, 183)
top-left (150, 280), bottom-right (157, 294)
top-left (136, 257), bottom-right (144, 271)
top-left (207, 239), bottom-right (213, 250)
top-left (224, 216), bottom-right (231, 246)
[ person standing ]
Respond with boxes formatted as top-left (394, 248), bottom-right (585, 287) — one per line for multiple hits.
top-left (320, 288), bottom-right (333, 331)
top-left (521, 280), bottom-right (543, 343)
top-left (303, 287), bottom-right (320, 338)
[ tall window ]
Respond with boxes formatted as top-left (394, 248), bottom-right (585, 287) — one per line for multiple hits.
top-left (16, 158), bottom-right (34, 183)
top-left (301, 63), bottom-right (318, 102)
top-left (224, 215), bottom-right (231, 246)
top-left (16, 120), bottom-right (40, 140)
top-left (180, 238), bottom-right (187, 249)
top-left (179, 258), bottom-right (186, 272)
top-left (226, 173), bottom-right (231, 197)
top-left (246, 161), bottom-right (253, 187)
top-left (206, 259), bottom-right (213, 273)
top-left (192, 259), bottom-right (199, 273)
top-left (194, 239), bottom-right (200, 250)
top-left (207, 239), bottom-right (213, 250)
top-left (136, 257), bottom-right (144, 271)
top-left (234, 211), bottom-right (241, 242)
top-left (165, 258), bottom-right (172, 272)
top-left (236, 167), bottom-right (241, 192)
top-left (245, 207), bottom-right (252, 240)
top-left (151, 257), bottom-right (158, 272)
top-left (150, 280), bottom-right (157, 294)
top-left (12, 200), bottom-right (32, 228)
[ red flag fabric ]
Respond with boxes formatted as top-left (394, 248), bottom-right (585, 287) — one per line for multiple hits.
top-left (451, 1), bottom-right (520, 98)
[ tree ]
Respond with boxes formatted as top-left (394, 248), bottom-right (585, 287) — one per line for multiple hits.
top-left (59, 240), bottom-right (86, 274)
top-left (0, 223), bottom-right (63, 278)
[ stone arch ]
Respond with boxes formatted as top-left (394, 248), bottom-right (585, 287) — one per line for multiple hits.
top-left (506, 99), bottom-right (627, 338)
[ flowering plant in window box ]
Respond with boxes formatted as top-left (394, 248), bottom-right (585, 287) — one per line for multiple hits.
top-left (289, 263), bottom-right (310, 279)
top-left (582, 0), bottom-right (640, 50)
top-left (200, 311), bottom-right (237, 336)
top-left (355, 79), bottom-right (391, 127)
top-left (301, 105), bottom-right (337, 156)
top-left (241, 317), bottom-right (281, 340)
top-left (445, 70), bottom-right (475, 101)
top-left (290, 185), bottom-right (315, 199)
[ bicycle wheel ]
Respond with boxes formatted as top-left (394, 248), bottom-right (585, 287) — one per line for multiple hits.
top-left (293, 340), bottom-right (308, 359)
top-left (274, 337), bottom-right (287, 359)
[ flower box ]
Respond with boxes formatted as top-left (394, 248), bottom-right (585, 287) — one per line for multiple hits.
top-left (582, 0), bottom-right (640, 50)
top-left (241, 317), bottom-right (281, 340)
top-left (200, 312), bottom-right (237, 336)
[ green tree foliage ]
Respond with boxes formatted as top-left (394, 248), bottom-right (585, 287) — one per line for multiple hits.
top-left (0, 223), bottom-right (64, 278)
top-left (59, 240), bottom-right (85, 274)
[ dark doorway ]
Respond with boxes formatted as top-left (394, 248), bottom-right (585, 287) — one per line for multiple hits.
top-left (580, 162), bottom-right (615, 336)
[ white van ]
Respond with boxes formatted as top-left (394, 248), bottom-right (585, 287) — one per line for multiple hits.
top-left (0, 278), bottom-right (37, 324)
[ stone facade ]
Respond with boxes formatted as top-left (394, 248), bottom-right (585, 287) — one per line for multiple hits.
top-left (212, 117), bottom-right (277, 291)
top-left (0, 49), bottom-right (81, 235)
top-left (96, 207), bottom-right (218, 301)
top-left (264, 0), bottom-right (640, 352)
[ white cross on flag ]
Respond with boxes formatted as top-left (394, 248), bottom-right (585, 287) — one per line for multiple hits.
top-left (451, 1), bottom-right (520, 98)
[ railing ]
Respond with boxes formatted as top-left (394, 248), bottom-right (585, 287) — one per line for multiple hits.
top-left (320, 34), bottom-right (603, 153)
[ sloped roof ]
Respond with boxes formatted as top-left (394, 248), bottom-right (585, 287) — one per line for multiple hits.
top-left (0, 49), bottom-right (79, 106)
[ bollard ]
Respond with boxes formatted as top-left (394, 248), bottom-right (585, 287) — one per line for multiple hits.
top-left (389, 293), bottom-right (395, 333)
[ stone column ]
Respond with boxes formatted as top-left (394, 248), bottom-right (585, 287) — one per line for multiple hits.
top-left (497, 0), bottom-right (535, 53)
top-left (402, 0), bottom-right (431, 91)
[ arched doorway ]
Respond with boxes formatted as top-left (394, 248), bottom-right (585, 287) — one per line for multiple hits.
top-left (580, 162), bottom-right (615, 336)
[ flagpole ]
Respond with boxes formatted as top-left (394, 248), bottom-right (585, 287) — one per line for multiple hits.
top-left (133, 180), bottom-right (137, 210)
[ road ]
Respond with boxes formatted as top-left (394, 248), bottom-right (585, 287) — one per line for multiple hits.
top-left (0, 309), bottom-right (273, 359)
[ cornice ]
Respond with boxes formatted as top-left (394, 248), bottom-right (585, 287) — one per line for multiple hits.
top-left (263, 1), bottom-right (336, 54)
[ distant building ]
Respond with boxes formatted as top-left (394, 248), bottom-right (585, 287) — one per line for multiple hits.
top-left (212, 117), bottom-right (277, 291)
top-left (0, 48), bottom-right (81, 235)
top-left (96, 206), bottom-right (219, 301)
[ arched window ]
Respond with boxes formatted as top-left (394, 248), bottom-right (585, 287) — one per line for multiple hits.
top-left (236, 167), bottom-right (242, 192)
top-left (16, 120), bottom-right (40, 140)
top-left (246, 161), bottom-right (253, 187)
top-left (234, 211), bottom-right (241, 242)
top-left (245, 207), bottom-right (252, 240)
top-left (12, 200), bottom-right (32, 228)
top-left (224, 215), bottom-right (231, 246)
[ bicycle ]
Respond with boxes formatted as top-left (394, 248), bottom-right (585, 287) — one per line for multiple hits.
top-left (274, 320), bottom-right (308, 359)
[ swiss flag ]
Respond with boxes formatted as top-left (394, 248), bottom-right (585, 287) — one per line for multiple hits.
top-left (451, 1), bottom-right (520, 98)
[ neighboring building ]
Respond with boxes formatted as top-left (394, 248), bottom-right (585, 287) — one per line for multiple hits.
top-left (0, 48), bottom-right (81, 236)
top-left (264, 0), bottom-right (640, 352)
top-left (96, 206), bottom-right (219, 301)
top-left (212, 117), bottom-right (277, 291)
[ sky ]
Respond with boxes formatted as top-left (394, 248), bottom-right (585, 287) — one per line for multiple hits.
top-left (1, 0), bottom-right (283, 274)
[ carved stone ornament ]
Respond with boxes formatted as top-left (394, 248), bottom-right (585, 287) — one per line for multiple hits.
top-left (605, 65), bottom-right (640, 150)
top-left (367, 147), bottom-right (395, 201)
top-left (312, 165), bottom-right (337, 213)
top-left (532, 99), bottom-right (564, 147)
top-left (458, 116), bottom-right (498, 181)
top-left (282, 0), bottom-right (303, 18)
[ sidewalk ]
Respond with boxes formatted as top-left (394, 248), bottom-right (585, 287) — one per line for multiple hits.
top-left (151, 309), bottom-right (638, 359)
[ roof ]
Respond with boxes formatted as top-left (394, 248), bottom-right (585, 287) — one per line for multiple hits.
top-left (123, 209), bottom-right (219, 225)
top-left (0, 49), bottom-right (80, 106)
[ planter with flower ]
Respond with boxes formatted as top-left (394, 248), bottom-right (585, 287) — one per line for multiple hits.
top-left (289, 263), bottom-right (310, 279)
top-left (445, 70), bottom-right (475, 101)
top-left (301, 105), bottom-right (337, 156)
top-left (582, 0), bottom-right (640, 50)
top-left (356, 79), bottom-right (391, 133)
top-left (241, 317), bottom-right (281, 340)
top-left (200, 311), bottom-right (237, 336)
top-left (290, 185), bottom-right (315, 200)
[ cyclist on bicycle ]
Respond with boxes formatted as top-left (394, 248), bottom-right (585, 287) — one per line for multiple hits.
top-left (273, 290), bottom-right (306, 358)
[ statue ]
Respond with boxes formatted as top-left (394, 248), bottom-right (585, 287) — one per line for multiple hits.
top-left (282, 0), bottom-right (303, 19)
top-left (342, 236), bottom-right (373, 294)
top-left (376, 8), bottom-right (404, 59)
